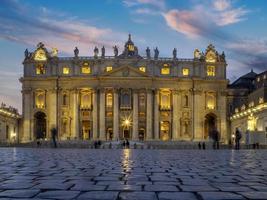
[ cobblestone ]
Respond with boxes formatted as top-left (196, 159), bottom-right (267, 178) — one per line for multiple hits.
top-left (0, 148), bottom-right (266, 199)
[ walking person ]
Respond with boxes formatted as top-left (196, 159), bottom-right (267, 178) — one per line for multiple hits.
top-left (235, 128), bottom-right (242, 150)
top-left (210, 126), bottom-right (220, 149)
top-left (51, 125), bottom-right (58, 148)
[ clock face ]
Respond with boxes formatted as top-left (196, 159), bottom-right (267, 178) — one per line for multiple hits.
top-left (205, 51), bottom-right (216, 63)
top-left (34, 49), bottom-right (47, 61)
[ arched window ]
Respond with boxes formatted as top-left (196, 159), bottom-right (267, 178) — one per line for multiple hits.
top-left (160, 89), bottom-right (171, 110)
top-left (183, 95), bottom-right (189, 107)
top-left (120, 90), bottom-right (131, 108)
top-left (139, 93), bottom-right (146, 107)
top-left (206, 93), bottom-right (216, 110)
top-left (106, 93), bottom-right (113, 107)
top-left (35, 90), bottom-right (45, 109)
top-left (81, 90), bottom-right (92, 109)
top-left (62, 94), bottom-right (68, 106)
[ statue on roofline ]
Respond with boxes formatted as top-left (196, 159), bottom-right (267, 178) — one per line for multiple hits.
top-left (146, 47), bottom-right (151, 59)
top-left (173, 48), bottom-right (177, 59)
top-left (24, 49), bottom-right (29, 59)
top-left (113, 45), bottom-right (118, 57)
top-left (74, 47), bottom-right (79, 57)
top-left (94, 46), bottom-right (99, 58)
top-left (154, 47), bottom-right (159, 59)
top-left (101, 46), bottom-right (105, 58)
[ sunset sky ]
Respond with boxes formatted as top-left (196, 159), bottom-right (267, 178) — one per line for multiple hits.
top-left (0, 0), bottom-right (267, 112)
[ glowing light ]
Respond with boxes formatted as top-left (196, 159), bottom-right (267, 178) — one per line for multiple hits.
top-left (161, 67), bottom-right (170, 75)
top-left (63, 67), bottom-right (70, 74)
top-left (106, 66), bottom-right (113, 72)
top-left (182, 68), bottom-right (189, 76)
top-left (139, 66), bottom-right (146, 72)
top-left (207, 66), bottom-right (216, 76)
top-left (34, 49), bottom-right (47, 61)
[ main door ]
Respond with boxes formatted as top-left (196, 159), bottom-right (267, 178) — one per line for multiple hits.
top-left (34, 112), bottom-right (46, 139)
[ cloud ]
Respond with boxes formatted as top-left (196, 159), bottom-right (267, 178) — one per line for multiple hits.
top-left (123, 0), bottom-right (165, 10)
top-left (213, 0), bottom-right (231, 11)
top-left (0, 0), bottom-right (126, 55)
top-left (163, 2), bottom-right (249, 38)
top-left (134, 8), bottom-right (160, 15)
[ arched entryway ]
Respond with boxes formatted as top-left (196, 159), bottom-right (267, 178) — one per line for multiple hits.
top-left (204, 113), bottom-right (217, 139)
top-left (138, 128), bottom-right (145, 141)
top-left (107, 128), bottom-right (113, 140)
top-left (160, 121), bottom-right (170, 141)
top-left (34, 112), bottom-right (46, 139)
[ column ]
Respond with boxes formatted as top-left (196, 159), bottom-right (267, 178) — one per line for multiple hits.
top-left (113, 89), bottom-right (119, 140)
top-left (132, 90), bottom-right (139, 140)
top-left (48, 89), bottom-right (57, 139)
top-left (172, 90), bottom-right (179, 140)
top-left (146, 90), bottom-right (152, 140)
top-left (154, 89), bottom-right (159, 140)
top-left (99, 89), bottom-right (106, 140)
top-left (22, 89), bottom-right (31, 142)
top-left (72, 90), bottom-right (79, 139)
top-left (92, 89), bottom-right (98, 139)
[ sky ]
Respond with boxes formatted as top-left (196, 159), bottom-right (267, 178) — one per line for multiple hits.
top-left (0, 0), bottom-right (267, 112)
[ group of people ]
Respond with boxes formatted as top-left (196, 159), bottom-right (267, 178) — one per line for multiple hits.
top-left (122, 139), bottom-right (130, 149)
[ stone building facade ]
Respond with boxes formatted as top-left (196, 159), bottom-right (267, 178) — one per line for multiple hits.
top-left (0, 103), bottom-right (21, 143)
top-left (20, 35), bottom-right (228, 142)
top-left (228, 70), bottom-right (267, 137)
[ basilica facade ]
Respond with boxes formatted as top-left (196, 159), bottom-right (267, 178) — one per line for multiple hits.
top-left (20, 35), bottom-right (228, 142)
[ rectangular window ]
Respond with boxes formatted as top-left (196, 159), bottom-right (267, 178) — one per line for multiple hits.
top-left (207, 66), bottom-right (216, 76)
top-left (139, 66), bottom-right (146, 72)
top-left (63, 67), bottom-right (70, 74)
top-left (182, 68), bottom-right (189, 76)
top-left (36, 64), bottom-right (45, 75)
top-left (81, 66), bottom-right (91, 74)
top-left (161, 68), bottom-right (170, 75)
top-left (106, 66), bottom-right (113, 72)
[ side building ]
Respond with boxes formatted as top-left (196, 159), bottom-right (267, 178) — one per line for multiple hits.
top-left (0, 103), bottom-right (21, 143)
top-left (228, 70), bottom-right (267, 142)
top-left (20, 35), bottom-right (228, 143)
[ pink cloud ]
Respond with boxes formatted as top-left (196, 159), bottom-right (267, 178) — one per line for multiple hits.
top-left (213, 0), bottom-right (231, 11)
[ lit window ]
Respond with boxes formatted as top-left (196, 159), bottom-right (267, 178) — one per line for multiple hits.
top-left (139, 66), bottom-right (146, 72)
top-left (128, 44), bottom-right (134, 51)
top-left (264, 75), bottom-right (266, 79)
top-left (182, 68), bottom-right (189, 76)
top-left (36, 64), bottom-right (45, 75)
top-left (81, 62), bottom-right (91, 74)
top-left (80, 90), bottom-right (92, 108)
top-left (207, 66), bottom-right (216, 76)
top-left (161, 64), bottom-right (170, 75)
top-left (259, 97), bottom-right (264, 104)
top-left (106, 93), bottom-right (113, 107)
top-left (257, 77), bottom-right (260, 82)
top-left (63, 67), bottom-right (70, 75)
top-left (35, 91), bottom-right (45, 109)
top-left (160, 89), bottom-right (171, 110)
top-left (106, 66), bottom-right (113, 72)
top-left (206, 93), bottom-right (216, 109)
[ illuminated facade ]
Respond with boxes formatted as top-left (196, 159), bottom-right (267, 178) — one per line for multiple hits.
top-left (228, 70), bottom-right (267, 136)
top-left (0, 103), bottom-right (21, 143)
top-left (20, 35), bottom-right (228, 142)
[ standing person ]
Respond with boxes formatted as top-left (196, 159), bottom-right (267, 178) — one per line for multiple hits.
top-left (126, 139), bottom-right (130, 149)
top-left (210, 126), bottom-right (220, 149)
top-left (235, 128), bottom-right (242, 150)
top-left (51, 125), bottom-right (58, 148)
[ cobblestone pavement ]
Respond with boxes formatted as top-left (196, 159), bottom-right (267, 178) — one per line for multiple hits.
top-left (0, 148), bottom-right (266, 200)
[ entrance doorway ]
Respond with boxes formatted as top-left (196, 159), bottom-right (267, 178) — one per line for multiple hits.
top-left (107, 128), bottom-right (113, 140)
top-left (34, 112), bottom-right (46, 139)
top-left (160, 121), bottom-right (170, 141)
top-left (82, 120), bottom-right (91, 140)
top-left (139, 129), bottom-right (145, 141)
top-left (204, 113), bottom-right (217, 139)
top-left (123, 129), bottom-right (130, 139)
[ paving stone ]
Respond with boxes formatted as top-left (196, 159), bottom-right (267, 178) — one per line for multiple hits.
top-left (119, 192), bottom-right (157, 200)
top-left (239, 191), bottom-right (267, 199)
top-left (0, 189), bottom-right (40, 198)
top-left (0, 148), bottom-right (266, 199)
top-left (36, 190), bottom-right (80, 200)
top-left (77, 191), bottom-right (119, 200)
top-left (180, 185), bottom-right (219, 192)
top-left (199, 192), bottom-right (246, 200)
top-left (107, 184), bottom-right (141, 191)
top-left (145, 184), bottom-right (179, 192)
top-left (158, 192), bottom-right (198, 200)
top-left (71, 183), bottom-right (106, 191)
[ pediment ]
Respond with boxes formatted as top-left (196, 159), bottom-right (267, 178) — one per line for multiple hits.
top-left (101, 66), bottom-right (149, 77)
